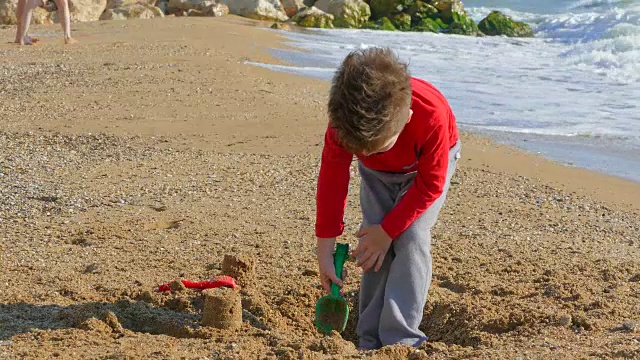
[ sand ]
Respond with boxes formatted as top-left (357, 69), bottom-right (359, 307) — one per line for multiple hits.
top-left (1, 16), bottom-right (639, 359)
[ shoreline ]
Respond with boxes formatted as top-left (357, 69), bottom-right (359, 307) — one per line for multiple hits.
top-left (245, 24), bottom-right (640, 212)
top-left (3, 17), bottom-right (639, 213)
top-left (1, 16), bottom-right (639, 359)
top-left (250, 25), bottom-right (640, 189)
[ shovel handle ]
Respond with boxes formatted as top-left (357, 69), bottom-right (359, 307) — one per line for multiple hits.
top-left (330, 243), bottom-right (349, 297)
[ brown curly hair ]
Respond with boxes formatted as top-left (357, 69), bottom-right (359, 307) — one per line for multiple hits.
top-left (328, 47), bottom-right (412, 154)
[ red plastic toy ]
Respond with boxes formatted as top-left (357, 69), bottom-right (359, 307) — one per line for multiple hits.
top-left (157, 275), bottom-right (237, 292)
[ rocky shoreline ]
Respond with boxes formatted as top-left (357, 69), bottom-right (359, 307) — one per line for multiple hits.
top-left (0, 0), bottom-right (533, 38)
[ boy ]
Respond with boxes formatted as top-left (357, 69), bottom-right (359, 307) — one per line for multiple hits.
top-left (315, 47), bottom-right (460, 350)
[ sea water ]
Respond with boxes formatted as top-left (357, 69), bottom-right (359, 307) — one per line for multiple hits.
top-left (248, 0), bottom-right (640, 182)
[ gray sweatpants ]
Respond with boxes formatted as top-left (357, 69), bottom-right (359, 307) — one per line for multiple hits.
top-left (356, 141), bottom-right (461, 350)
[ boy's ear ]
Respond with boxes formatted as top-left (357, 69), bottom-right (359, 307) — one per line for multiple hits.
top-left (406, 109), bottom-right (413, 124)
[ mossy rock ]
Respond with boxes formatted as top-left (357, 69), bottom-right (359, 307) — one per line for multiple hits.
top-left (369, 0), bottom-right (396, 20)
top-left (362, 16), bottom-right (397, 31)
top-left (393, 0), bottom-right (416, 13)
top-left (430, 0), bottom-right (465, 24)
top-left (270, 22), bottom-right (293, 31)
top-left (291, 6), bottom-right (335, 29)
top-left (408, 1), bottom-right (438, 27)
top-left (392, 12), bottom-right (411, 31)
top-left (478, 10), bottom-right (533, 37)
top-left (337, 1), bottom-right (372, 29)
top-left (298, 15), bottom-right (334, 28)
top-left (411, 17), bottom-right (441, 33)
top-left (379, 16), bottom-right (398, 30)
top-left (315, 0), bottom-right (371, 29)
top-left (362, 20), bottom-right (378, 29)
top-left (447, 11), bottom-right (480, 35)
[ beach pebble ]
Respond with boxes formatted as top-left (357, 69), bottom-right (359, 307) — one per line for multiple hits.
top-left (622, 321), bottom-right (640, 332)
top-left (558, 315), bottom-right (572, 327)
top-left (302, 269), bottom-right (318, 276)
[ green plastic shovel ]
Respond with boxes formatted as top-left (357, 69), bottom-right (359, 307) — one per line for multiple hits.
top-left (315, 242), bottom-right (350, 333)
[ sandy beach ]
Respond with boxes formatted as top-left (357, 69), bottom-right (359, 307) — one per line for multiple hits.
top-left (1, 16), bottom-right (639, 359)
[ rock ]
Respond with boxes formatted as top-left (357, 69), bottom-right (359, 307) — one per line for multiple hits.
top-left (302, 269), bottom-right (318, 276)
top-left (314, 0), bottom-right (370, 28)
top-left (447, 11), bottom-right (480, 36)
top-left (69, 0), bottom-right (108, 22)
top-left (1, 0), bottom-right (55, 25)
top-left (478, 10), bottom-right (534, 38)
top-left (186, 2), bottom-right (228, 16)
top-left (408, 1), bottom-right (438, 26)
top-left (83, 263), bottom-right (99, 274)
top-left (623, 321), bottom-right (640, 332)
top-left (411, 17), bottom-right (441, 33)
top-left (154, 0), bottom-right (168, 12)
top-left (270, 22), bottom-right (293, 30)
top-left (430, 0), bottom-right (464, 23)
top-left (281, 0), bottom-right (305, 18)
top-left (106, 0), bottom-right (154, 10)
top-left (167, 0), bottom-right (220, 12)
top-left (572, 314), bottom-right (593, 331)
top-left (167, 0), bottom-right (199, 12)
top-left (99, 3), bottom-right (164, 20)
top-left (0, 0), bottom-right (17, 25)
top-left (369, 0), bottom-right (394, 20)
top-left (558, 314), bottom-right (572, 327)
top-left (391, 12), bottom-right (410, 31)
top-left (290, 6), bottom-right (333, 28)
top-left (362, 16), bottom-right (395, 31)
top-left (218, 0), bottom-right (288, 21)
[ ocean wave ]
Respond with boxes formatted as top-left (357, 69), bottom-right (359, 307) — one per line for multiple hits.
top-left (567, 0), bottom-right (635, 11)
top-left (463, 124), bottom-right (637, 142)
top-left (466, 6), bottom-right (544, 24)
top-left (535, 6), bottom-right (639, 43)
top-left (243, 61), bottom-right (334, 79)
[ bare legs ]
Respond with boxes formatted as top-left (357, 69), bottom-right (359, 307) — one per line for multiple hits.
top-left (14, 0), bottom-right (77, 45)
top-left (14, 0), bottom-right (39, 44)
top-left (54, 0), bottom-right (76, 44)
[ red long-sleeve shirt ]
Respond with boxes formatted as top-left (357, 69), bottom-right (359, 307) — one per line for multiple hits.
top-left (315, 77), bottom-right (459, 240)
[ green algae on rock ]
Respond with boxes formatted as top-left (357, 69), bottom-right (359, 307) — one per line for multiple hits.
top-left (363, 16), bottom-right (397, 31)
top-left (291, 6), bottom-right (335, 28)
top-left (478, 10), bottom-right (534, 37)
top-left (315, 0), bottom-right (371, 28)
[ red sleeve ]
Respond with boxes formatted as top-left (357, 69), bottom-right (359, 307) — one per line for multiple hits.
top-left (315, 126), bottom-right (354, 238)
top-left (380, 112), bottom-right (450, 240)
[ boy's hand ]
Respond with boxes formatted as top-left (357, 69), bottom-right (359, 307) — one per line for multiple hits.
top-left (352, 225), bottom-right (392, 272)
top-left (316, 237), bottom-right (343, 294)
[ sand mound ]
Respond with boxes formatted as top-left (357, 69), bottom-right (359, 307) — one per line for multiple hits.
top-left (222, 254), bottom-right (256, 289)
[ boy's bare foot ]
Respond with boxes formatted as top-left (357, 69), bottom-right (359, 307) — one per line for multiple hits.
top-left (16, 36), bottom-right (39, 45)
top-left (64, 37), bottom-right (78, 45)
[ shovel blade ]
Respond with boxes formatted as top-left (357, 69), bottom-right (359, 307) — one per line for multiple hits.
top-left (315, 295), bottom-right (349, 333)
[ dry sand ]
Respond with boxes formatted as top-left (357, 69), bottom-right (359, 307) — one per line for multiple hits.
top-left (1, 16), bottom-right (639, 359)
